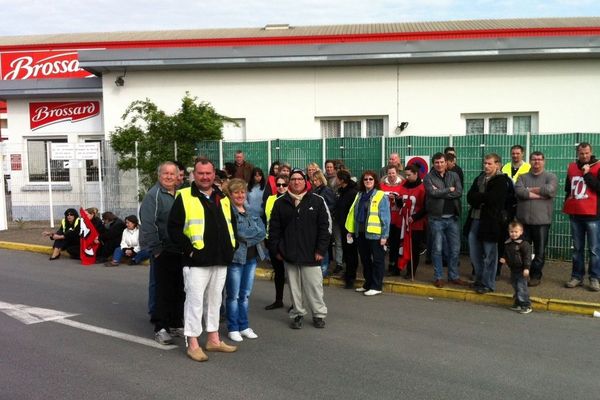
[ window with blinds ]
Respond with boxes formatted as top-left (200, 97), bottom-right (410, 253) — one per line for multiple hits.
top-left (319, 117), bottom-right (385, 138)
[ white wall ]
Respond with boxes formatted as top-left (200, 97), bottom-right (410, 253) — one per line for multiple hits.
top-left (100, 59), bottom-right (600, 140)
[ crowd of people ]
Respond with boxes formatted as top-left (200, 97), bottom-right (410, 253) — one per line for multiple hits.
top-left (42, 143), bottom-right (600, 361)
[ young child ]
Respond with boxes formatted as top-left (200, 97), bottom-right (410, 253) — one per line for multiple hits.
top-left (499, 221), bottom-right (533, 314)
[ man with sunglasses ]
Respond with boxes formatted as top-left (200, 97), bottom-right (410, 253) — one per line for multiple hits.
top-left (268, 169), bottom-right (331, 329)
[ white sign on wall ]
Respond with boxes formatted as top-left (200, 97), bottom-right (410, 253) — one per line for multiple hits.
top-left (51, 143), bottom-right (99, 160)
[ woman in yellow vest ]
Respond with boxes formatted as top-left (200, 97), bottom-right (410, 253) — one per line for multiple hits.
top-left (345, 170), bottom-right (391, 296)
top-left (43, 208), bottom-right (81, 260)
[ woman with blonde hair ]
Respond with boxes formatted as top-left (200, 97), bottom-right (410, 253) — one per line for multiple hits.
top-left (225, 178), bottom-right (267, 342)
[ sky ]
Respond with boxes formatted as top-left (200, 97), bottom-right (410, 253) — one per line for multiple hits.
top-left (0, 0), bottom-right (599, 36)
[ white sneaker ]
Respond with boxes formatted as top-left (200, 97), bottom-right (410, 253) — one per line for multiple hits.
top-left (364, 289), bottom-right (382, 296)
top-left (355, 287), bottom-right (367, 292)
top-left (240, 328), bottom-right (258, 339)
top-left (228, 331), bottom-right (243, 342)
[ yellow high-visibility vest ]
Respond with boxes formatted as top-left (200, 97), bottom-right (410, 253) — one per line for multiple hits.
top-left (264, 194), bottom-right (280, 239)
top-left (61, 217), bottom-right (80, 231)
top-left (177, 187), bottom-right (235, 250)
top-left (345, 190), bottom-right (385, 234)
top-left (501, 162), bottom-right (531, 183)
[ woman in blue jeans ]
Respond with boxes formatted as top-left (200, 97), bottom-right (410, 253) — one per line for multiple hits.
top-left (226, 178), bottom-right (267, 342)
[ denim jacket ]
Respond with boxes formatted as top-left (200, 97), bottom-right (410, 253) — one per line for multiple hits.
top-left (232, 206), bottom-right (267, 264)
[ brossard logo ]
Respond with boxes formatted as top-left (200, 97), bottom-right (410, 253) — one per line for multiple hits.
top-left (29, 101), bottom-right (101, 130)
top-left (1, 51), bottom-right (94, 80)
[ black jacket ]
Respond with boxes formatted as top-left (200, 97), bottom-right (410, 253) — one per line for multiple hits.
top-left (502, 237), bottom-right (532, 273)
top-left (168, 183), bottom-right (237, 267)
top-left (268, 191), bottom-right (331, 266)
top-left (335, 181), bottom-right (358, 230)
top-left (466, 172), bottom-right (512, 242)
top-left (312, 184), bottom-right (336, 214)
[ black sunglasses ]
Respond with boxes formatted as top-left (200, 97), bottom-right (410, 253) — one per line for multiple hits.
top-left (276, 183), bottom-right (288, 187)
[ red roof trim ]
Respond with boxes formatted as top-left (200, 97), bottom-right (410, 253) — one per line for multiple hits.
top-left (1, 27), bottom-right (600, 52)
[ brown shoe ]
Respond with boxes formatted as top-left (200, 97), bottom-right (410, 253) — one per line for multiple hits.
top-left (449, 279), bottom-right (469, 286)
top-left (434, 279), bottom-right (444, 288)
top-left (187, 347), bottom-right (208, 362)
top-left (205, 341), bottom-right (237, 353)
top-left (528, 278), bottom-right (541, 287)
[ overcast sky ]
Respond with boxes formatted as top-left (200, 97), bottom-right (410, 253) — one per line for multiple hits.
top-left (1, 0), bottom-right (599, 36)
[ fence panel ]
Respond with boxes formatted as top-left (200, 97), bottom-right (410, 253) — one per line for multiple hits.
top-left (326, 137), bottom-right (381, 176)
top-left (272, 139), bottom-right (323, 171)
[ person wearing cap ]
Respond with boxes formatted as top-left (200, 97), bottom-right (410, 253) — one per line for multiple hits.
top-left (43, 208), bottom-right (81, 260)
top-left (268, 168), bottom-right (331, 329)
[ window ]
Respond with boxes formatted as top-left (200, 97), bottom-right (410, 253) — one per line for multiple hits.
top-left (466, 119), bottom-right (484, 134)
top-left (489, 118), bottom-right (508, 134)
top-left (27, 139), bottom-right (70, 182)
top-left (463, 113), bottom-right (537, 135)
top-left (319, 117), bottom-right (386, 138)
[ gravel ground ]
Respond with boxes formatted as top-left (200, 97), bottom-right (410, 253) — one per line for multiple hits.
top-left (2, 221), bottom-right (599, 304)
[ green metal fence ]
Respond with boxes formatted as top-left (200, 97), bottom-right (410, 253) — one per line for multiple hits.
top-left (196, 133), bottom-right (600, 261)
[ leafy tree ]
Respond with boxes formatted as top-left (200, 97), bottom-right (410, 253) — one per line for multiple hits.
top-left (110, 93), bottom-right (232, 191)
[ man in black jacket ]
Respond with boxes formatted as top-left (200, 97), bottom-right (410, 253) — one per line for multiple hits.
top-left (268, 168), bottom-right (331, 329)
top-left (467, 153), bottom-right (511, 294)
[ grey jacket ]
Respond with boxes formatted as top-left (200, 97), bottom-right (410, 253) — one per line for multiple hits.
top-left (139, 182), bottom-right (177, 256)
top-left (423, 169), bottom-right (463, 217)
top-left (514, 170), bottom-right (557, 225)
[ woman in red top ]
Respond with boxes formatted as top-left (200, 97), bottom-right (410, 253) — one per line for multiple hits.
top-left (379, 165), bottom-right (404, 275)
top-left (396, 164), bottom-right (427, 280)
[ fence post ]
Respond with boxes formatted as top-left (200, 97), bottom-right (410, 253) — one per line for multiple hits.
top-left (174, 140), bottom-right (178, 160)
top-left (0, 145), bottom-right (7, 230)
top-left (218, 140), bottom-right (223, 169)
top-left (381, 136), bottom-right (386, 168)
top-left (135, 141), bottom-right (140, 216)
top-left (97, 144), bottom-right (105, 214)
top-left (449, 134), bottom-right (453, 148)
top-left (46, 142), bottom-right (55, 228)
top-left (526, 131), bottom-right (531, 157)
top-left (267, 140), bottom-right (272, 171)
top-left (322, 138), bottom-right (326, 167)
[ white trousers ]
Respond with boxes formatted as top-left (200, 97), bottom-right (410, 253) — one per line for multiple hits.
top-left (182, 266), bottom-right (227, 337)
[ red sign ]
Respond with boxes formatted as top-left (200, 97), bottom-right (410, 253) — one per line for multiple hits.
top-left (1, 51), bottom-right (94, 80)
top-left (29, 101), bottom-right (101, 130)
top-left (10, 154), bottom-right (22, 171)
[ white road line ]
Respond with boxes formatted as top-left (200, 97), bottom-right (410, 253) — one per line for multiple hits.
top-left (54, 319), bottom-right (178, 350)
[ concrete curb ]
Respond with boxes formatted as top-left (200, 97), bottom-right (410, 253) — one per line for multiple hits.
top-left (2, 240), bottom-right (600, 318)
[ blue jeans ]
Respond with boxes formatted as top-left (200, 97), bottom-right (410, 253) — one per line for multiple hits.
top-left (356, 234), bottom-right (386, 291)
top-left (226, 259), bottom-right (258, 332)
top-left (320, 252), bottom-right (330, 277)
top-left (468, 219), bottom-right (498, 291)
top-left (510, 271), bottom-right (530, 307)
top-left (112, 247), bottom-right (151, 264)
top-left (570, 217), bottom-right (600, 280)
top-left (429, 216), bottom-right (460, 280)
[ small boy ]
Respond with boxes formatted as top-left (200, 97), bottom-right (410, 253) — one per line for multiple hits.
top-left (499, 221), bottom-right (533, 314)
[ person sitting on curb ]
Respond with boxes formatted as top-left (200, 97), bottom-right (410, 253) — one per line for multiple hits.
top-left (108, 215), bottom-right (151, 266)
top-left (43, 208), bottom-right (81, 260)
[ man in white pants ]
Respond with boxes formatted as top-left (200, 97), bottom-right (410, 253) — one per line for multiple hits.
top-left (168, 157), bottom-right (238, 362)
top-left (268, 169), bottom-right (331, 329)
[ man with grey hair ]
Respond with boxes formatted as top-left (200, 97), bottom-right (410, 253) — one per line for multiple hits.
top-left (140, 161), bottom-right (184, 345)
top-left (380, 152), bottom-right (403, 178)
top-left (514, 151), bottom-right (557, 286)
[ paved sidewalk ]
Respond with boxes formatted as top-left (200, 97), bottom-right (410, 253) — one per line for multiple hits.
top-left (2, 221), bottom-right (600, 317)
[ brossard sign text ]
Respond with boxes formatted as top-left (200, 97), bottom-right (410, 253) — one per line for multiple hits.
top-left (29, 101), bottom-right (101, 130)
top-left (1, 51), bottom-right (95, 80)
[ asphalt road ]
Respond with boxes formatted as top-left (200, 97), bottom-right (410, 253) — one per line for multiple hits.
top-left (1, 249), bottom-right (599, 400)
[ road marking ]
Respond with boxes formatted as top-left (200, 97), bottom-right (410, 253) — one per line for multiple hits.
top-left (0, 301), bottom-right (177, 350)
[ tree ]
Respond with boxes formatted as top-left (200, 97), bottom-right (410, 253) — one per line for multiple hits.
top-left (110, 93), bottom-right (232, 191)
